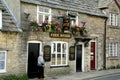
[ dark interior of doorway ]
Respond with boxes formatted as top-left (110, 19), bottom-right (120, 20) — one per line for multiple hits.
top-left (28, 43), bottom-right (39, 78)
top-left (76, 45), bottom-right (82, 72)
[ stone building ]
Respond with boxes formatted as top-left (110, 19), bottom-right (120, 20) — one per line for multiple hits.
top-left (99, 0), bottom-right (120, 68)
top-left (0, 0), bottom-right (22, 76)
top-left (0, 0), bottom-right (120, 79)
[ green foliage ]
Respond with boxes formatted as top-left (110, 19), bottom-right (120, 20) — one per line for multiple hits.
top-left (3, 74), bottom-right (28, 80)
top-left (116, 64), bottom-right (120, 69)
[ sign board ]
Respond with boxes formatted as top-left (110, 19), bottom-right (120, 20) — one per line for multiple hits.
top-left (44, 45), bottom-right (51, 62)
top-left (49, 32), bottom-right (71, 38)
top-left (62, 18), bottom-right (70, 31)
top-left (69, 46), bottom-right (75, 60)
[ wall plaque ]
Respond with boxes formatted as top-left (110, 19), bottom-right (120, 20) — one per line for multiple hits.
top-left (69, 46), bottom-right (75, 60)
top-left (44, 45), bottom-right (51, 62)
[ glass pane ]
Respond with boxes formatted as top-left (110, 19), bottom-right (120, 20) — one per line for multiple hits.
top-left (53, 43), bottom-right (56, 52)
top-left (39, 14), bottom-right (43, 23)
top-left (57, 43), bottom-right (61, 52)
top-left (44, 15), bottom-right (49, 23)
top-left (0, 61), bottom-right (5, 69)
top-left (39, 7), bottom-right (49, 13)
top-left (62, 43), bottom-right (66, 53)
top-left (62, 54), bottom-right (66, 64)
top-left (51, 54), bottom-right (55, 65)
top-left (0, 52), bottom-right (5, 60)
top-left (57, 54), bottom-right (61, 64)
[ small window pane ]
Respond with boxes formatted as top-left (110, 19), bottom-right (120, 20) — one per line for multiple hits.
top-left (62, 54), bottom-right (66, 64)
top-left (51, 54), bottom-right (55, 65)
top-left (39, 15), bottom-right (43, 23)
top-left (0, 53), bottom-right (5, 60)
top-left (0, 61), bottom-right (4, 69)
top-left (57, 54), bottom-right (61, 64)
top-left (57, 43), bottom-right (61, 52)
top-left (39, 7), bottom-right (49, 13)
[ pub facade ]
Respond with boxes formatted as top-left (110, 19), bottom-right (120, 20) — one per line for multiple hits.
top-left (20, 0), bottom-right (106, 78)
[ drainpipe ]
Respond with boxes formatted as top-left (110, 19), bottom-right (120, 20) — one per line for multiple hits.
top-left (103, 17), bottom-right (108, 70)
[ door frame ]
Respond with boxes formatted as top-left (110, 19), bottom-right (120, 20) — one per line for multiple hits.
top-left (26, 41), bottom-right (42, 73)
top-left (89, 40), bottom-right (97, 70)
top-left (75, 42), bottom-right (84, 72)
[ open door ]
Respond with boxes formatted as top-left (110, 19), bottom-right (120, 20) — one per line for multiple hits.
top-left (76, 45), bottom-right (82, 72)
top-left (90, 42), bottom-right (96, 70)
top-left (27, 43), bottom-right (40, 78)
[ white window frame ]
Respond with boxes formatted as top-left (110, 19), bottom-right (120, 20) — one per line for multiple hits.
top-left (0, 10), bottom-right (2, 29)
top-left (37, 6), bottom-right (51, 23)
top-left (51, 41), bottom-right (68, 67)
top-left (109, 42), bottom-right (118, 57)
top-left (109, 13), bottom-right (118, 26)
top-left (0, 51), bottom-right (7, 73)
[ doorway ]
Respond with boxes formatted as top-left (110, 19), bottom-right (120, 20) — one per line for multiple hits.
top-left (76, 44), bottom-right (82, 72)
top-left (27, 42), bottom-right (41, 78)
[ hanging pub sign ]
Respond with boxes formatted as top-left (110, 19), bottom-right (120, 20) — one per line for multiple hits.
top-left (49, 32), bottom-right (71, 38)
top-left (69, 46), bottom-right (75, 60)
top-left (44, 45), bottom-right (51, 62)
top-left (62, 17), bottom-right (70, 31)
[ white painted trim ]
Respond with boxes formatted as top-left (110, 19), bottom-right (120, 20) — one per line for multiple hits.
top-left (82, 43), bottom-right (85, 72)
top-left (0, 51), bottom-right (7, 73)
top-left (0, 10), bottom-right (2, 29)
top-left (50, 41), bottom-right (69, 66)
top-left (37, 5), bottom-right (52, 23)
top-left (26, 41), bottom-right (42, 73)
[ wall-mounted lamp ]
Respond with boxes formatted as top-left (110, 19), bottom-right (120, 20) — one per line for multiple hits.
top-left (24, 9), bottom-right (30, 19)
top-left (24, 12), bottom-right (30, 19)
top-left (74, 37), bottom-right (91, 47)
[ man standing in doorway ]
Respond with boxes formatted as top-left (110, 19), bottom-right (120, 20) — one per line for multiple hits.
top-left (37, 52), bottom-right (45, 80)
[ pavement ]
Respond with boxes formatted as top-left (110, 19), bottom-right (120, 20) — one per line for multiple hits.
top-left (29, 69), bottom-right (120, 80)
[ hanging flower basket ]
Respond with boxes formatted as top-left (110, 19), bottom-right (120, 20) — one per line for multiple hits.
top-left (70, 23), bottom-right (88, 37)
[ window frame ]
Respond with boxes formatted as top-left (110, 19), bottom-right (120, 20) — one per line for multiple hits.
top-left (51, 41), bottom-right (68, 67)
top-left (37, 6), bottom-right (51, 23)
top-left (108, 42), bottom-right (118, 57)
top-left (0, 51), bottom-right (7, 73)
top-left (109, 13), bottom-right (118, 27)
top-left (0, 10), bottom-right (2, 29)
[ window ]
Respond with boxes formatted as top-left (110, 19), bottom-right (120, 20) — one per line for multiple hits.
top-left (69, 15), bottom-right (78, 26)
top-left (0, 10), bottom-right (2, 29)
top-left (109, 43), bottom-right (118, 57)
top-left (109, 13), bottom-right (118, 26)
top-left (67, 12), bottom-right (78, 29)
top-left (0, 51), bottom-right (7, 73)
top-left (37, 6), bottom-right (51, 23)
top-left (51, 41), bottom-right (68, 66)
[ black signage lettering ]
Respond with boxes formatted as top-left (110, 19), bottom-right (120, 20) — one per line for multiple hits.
top-left (49, 32), bottom-right (71, 38)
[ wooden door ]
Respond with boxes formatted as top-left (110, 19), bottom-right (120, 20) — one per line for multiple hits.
top-left (76, 45), bottom-right (82, 72)
top-left (28, 43), bottom-right (40, 78)
top-left (90, 42), bottom-right (96, 70)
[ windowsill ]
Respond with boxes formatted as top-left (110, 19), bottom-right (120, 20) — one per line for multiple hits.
top-left (50, 65), bottom-right (69, 68)
top-left (0, 70), bottom-right (6, 73)
top-left (107, 56), bottom-right (119, 60)
top-left (108, 25), bottom-right (120, 29)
